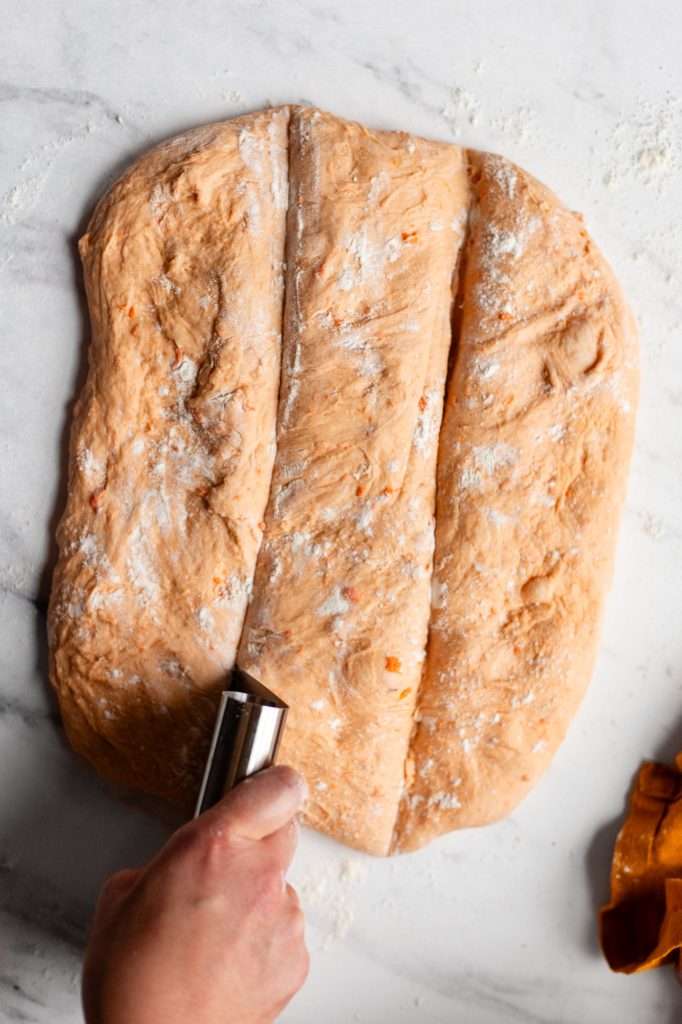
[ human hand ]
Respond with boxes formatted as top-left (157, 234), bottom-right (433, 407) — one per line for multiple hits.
top-left (83, 765), bottom-right (309, 1024)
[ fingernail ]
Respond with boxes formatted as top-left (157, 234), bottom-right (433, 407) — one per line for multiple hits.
top-left (281, 766), bottom-right (309, 803)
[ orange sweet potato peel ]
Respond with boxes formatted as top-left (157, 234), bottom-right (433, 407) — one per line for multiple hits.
top-left (600, 753), bottom-right (682, 973)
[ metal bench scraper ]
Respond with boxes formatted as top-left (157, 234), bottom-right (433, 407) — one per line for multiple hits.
top-left (194, 667), bottom-right (288, 817)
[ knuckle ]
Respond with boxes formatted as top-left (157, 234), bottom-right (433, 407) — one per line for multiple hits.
top-left (100, 869), bottom-right (131, 899)
top-left (286, 882), bottom-right (302, 908)
top-left (95, 869), bottom-right (139, 921)
top-left (101, 869), bottom-right (124, 891)
top-left (156, 822), bottom-right (236, 888)
top-left (253, 864), bottom-right (284, 909)
top-left (182, 821), bottom-right (232, 864)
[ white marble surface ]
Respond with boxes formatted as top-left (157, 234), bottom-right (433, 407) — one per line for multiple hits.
top-left (1, 1), bottom-right (682, 1021)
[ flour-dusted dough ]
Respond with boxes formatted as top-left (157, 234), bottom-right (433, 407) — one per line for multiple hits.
top-left (49, 107), bottom-right (637, 852)
top-left (238, 108), bottom-right (468, 854)
top-left (393, 153), bottom-right (638, 851)
top-left (49, 108), bottom-right (289, 802)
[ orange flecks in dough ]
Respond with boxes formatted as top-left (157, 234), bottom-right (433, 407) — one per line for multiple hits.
top-left (48, 106), bottom-right (638, 858)
top-left (343, 586), bottom-right (360, 603)
top-left (600, 753), bottom-right (682, 975)
top-left (89, 488), bottom-right (104, 512)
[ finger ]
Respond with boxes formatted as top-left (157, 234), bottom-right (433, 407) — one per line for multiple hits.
top-left (200, 765), bottom-right (307, 844)
top-left (99, 868), bottom-right (141, 906)
top-left (93, 868), bottom-right (141, 929)
top-left (149, 766), bottom-right (307, 879)
top-left (261, 818), bottom-right (300, 874)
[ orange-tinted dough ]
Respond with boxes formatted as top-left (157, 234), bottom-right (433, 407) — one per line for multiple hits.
top-left (49, 106), bottom-right (638, 855)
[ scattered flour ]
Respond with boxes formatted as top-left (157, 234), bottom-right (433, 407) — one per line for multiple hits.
top-left (474, 358), bottom-right (501, 381)
top-left (172, 356), bottom-right (198, 392)
top-left (639, 509), bottom-right (666, 541)
top-left (334, 327), bottom-right (384, 379)
top-left (126, 524), bottom-right (160, 610)
top-left (428, 792), bottom-right (462, 811)
top-left (0, 172), bottom-right (51, 226)
top-left (485, 507), bottom-right (514, 527)
top-left (367, 170), bottom-right (389, 204)
top-left (297, 858), bottom-right (369, 950)
top-left (317, 587), bottom-right (350, 617)
top-left (149, 182), bottom-right (172, 219)
top-left (488, 157), bottom-right (518, 199)
top-left (197, 606), bottom-right (214, 632)
top-left (413, 389), bottom-right (440, 456)
top-left (547, 424), bottom-right (566, 442)
top-left (238, 128), bottom-right (262, 175)
top-left (441, 85), bottom-right (481, 132)
top-left (604, 94), bottom-right (682, 191)
top-left (473, 443), bottom-right (518, 475)
top-left (337, 227), bottom-right (402, 292)
top-left (156, 273), bottom-right (181, 295)
top-left (482, 217), bottom-right (540, 262)
top-left (355, 503), bottom-right (375, 536)
top-left (76, 447), bottom-right (105, 483)
top-left (268, 119), bottom-right (288, 210)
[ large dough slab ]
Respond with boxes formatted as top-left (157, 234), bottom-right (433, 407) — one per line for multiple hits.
top-left (49, 107), bottom-right (637, 854)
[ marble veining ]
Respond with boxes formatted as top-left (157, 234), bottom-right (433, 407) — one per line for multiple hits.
top-left (2, 1), bottom-right (682, 1021)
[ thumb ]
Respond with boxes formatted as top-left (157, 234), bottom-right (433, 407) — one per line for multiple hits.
top-left (202, 765), bottom-right (308, 843)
